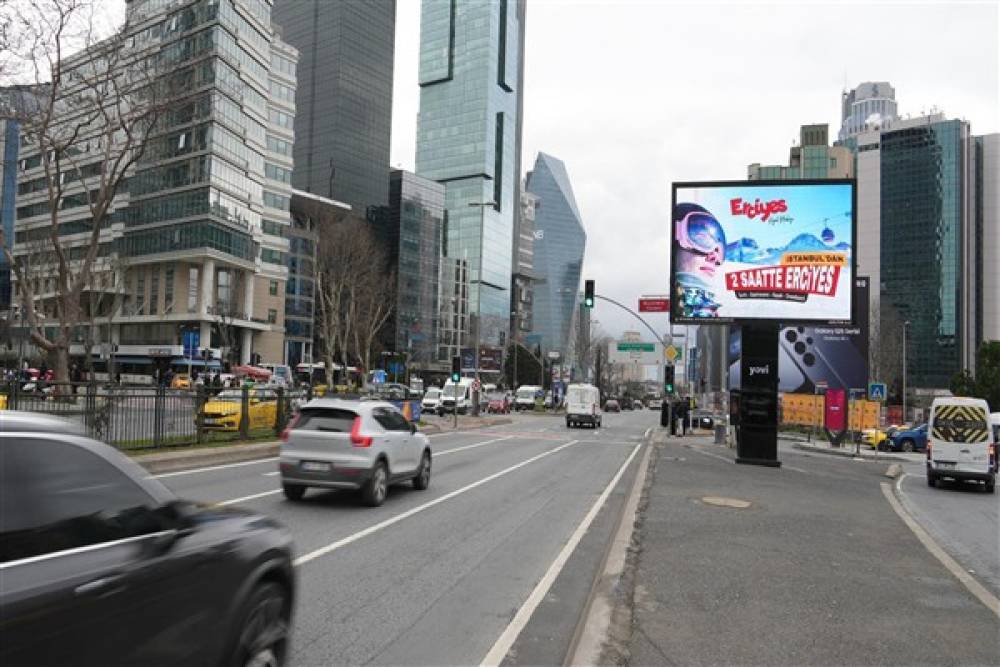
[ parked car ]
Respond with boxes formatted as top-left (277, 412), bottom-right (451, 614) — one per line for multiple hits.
top-left (170, 373), bottom-right (192, 390)
top-left (486, 393), bottom-right (511, 414)
top-left (421, 387), bottom-right (443, 412)
top-left (279, 399), bottom-right (432, 506)
top-left (621, 398), bottom-right (634, 411)
top-left (198, 388), bottom-right (278, 431)
top-left (691, 410), bottom-right (715, 430)
top-left (887, 424), bottom-right (928, 452)
top-left (0, 411), bottom-right (295, 667)
top-left (604, 399), bottom-right (621, 413)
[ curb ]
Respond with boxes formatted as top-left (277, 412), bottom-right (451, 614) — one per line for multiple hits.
top-left (791, 442), bottom-right (910, 461)
top-left (133, 440), bottom-right (280, 475)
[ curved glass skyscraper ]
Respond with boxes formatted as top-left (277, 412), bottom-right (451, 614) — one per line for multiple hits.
top-left (526, 152), bottom-right (586, 356)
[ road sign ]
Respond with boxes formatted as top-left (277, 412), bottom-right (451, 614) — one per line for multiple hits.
top-left (868, 382), bottom-right (887, 402)
top-left (472, 379), bottom-right (481, 392)
top-left (548, 350), bottom-right (561, 359)
top-left (372, 370), bottom-right (387, 385)
top-left (617, 342), bottom-right (655, 352)
top-left (639, 296), bottom-right (670, 313)
top-left (664, 345), bottom-right (682, 362)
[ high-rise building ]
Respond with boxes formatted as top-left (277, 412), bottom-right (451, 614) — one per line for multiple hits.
top-left (748, 124), bottom-right (854, 180)
top-left (526, 152), bottom-right (586, 357)
top-left (12, 0), bottom-right (296, 372)
top-left (286, 190), bottom-right (351, 369)
top-left (512, 184), bottom-right (538, 343)
top-left (416, 0), bottom-right (526, 373)
top-left (271, 0), bottom-right (395, 214)
top-left (974, 134), bottom-right (1000, 346)
top-left (0, 108), bottom-right (18, 313)
top-left (839, 81), bottom-right (899, 141)
top-left (380, 169), bottom-right (445, 373)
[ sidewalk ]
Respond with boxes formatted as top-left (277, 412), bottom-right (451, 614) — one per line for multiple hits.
top-left (786, 438), bottom-right (919, 462)
top-left (609, 430), bottom-right (999, 666)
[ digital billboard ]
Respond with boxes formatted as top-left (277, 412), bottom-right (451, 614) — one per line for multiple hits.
top-left (671, 180), bottom-right (856, 324)
top-left (728, 277), bottom-right (871, 393)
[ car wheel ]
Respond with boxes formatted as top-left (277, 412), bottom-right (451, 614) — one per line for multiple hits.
top-left (413, 451), bottom-right (431, 490)
top-left (231, 582), bottom-right (289, 667)
top-left (282, 484), bottom-right (306, 501)
top-left (985, 478), bottom-right (995, 494)
top-left (927, 472), bottom-right (936, 488)
top-left (362, 461), bottom-right (388, 506)
top-left (901, 439), bottom-right (914, 453)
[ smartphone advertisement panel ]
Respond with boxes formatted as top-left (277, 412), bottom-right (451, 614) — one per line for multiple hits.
top-left (671, 180), bottom-right (855, 324)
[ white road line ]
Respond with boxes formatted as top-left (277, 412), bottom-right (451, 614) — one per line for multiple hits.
top-left (263, 471), bottom-right (280, 476)
top-left (480, 442), bottom-right (643, 667)
top-left (151, 457), bottom-right (279, 479)
top-left (217, 489), bottom-right (282, 506)
top-left (880, 481), bottom-right (1000, 618)
top-left (293, 439), bottom-right (581, 567)
top-left (689, 447), bottom-right (734, 464)
top-left (436, 436), bottom-right (515, 457)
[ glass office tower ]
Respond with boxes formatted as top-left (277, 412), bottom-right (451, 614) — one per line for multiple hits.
top-left (880, 119), bottom-right (974, 388)
top-left (526, 153), bottom-right (586, 357)
top-left (272, 0), bottom-right (395, 214)
top-left (415, 0), bottom-right (525, 368)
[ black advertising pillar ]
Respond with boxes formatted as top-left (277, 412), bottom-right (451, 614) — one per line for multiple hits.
top-left (736, 323), bottom-right (781, 467)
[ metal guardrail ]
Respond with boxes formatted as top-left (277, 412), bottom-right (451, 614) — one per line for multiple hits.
top-left (1, 382), bottom-right (310, 452)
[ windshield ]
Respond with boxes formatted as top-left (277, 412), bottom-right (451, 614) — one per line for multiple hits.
top-left (516, 389), bottom-right (536, 399)
top-left (213, 390), bottom-right (243, 401)
top-left (444, 385), bottom-right (464, 398)
top-left (425, 389), bottom-right (441, 399)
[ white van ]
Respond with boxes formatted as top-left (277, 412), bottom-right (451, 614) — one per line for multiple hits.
top-left (515, 385), bottom-right (542, 412)
top-left (566, 383), bottom-right (601, 429)
top-left (440, 378), bottom-right (474, 415)
top-left (926, 397), bottom-right (995, 493)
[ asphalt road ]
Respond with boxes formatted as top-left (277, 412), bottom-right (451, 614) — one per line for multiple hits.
top-left (156, 409), bottom-right (658, 666)
top-left (896, 460), bottom-right (1000, 597)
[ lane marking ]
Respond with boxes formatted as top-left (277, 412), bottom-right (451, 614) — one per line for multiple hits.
top-left (263, 471), bottom-right (280, 476)
top-left (218, 489), bottom-right (282, 506)
top-left (688, 447), bottom-right (733, 464)
top-left (436, 436), bottom-right (515, 457)
top-left (880, 481), bottom-right (999, 618)
top-left (151, 457), bottom-right (279, 479)
top-left (293, 440), bottom-right (581, 567)
top-left (480, 442), bottom-right (642, 667)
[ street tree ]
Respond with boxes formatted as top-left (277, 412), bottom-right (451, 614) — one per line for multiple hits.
top-left (1, 0), bottom-right (167, 385)
top-left (870, 298), bottom-right (905, 402)
top-left (503, 342), bottom-right (542, 388)
top-left (950, 342), bottom-right (1000, 410)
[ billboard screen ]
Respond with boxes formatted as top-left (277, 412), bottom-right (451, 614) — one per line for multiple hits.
top-left (728, 277), bottom-right (870, 393)
top-left (671, 180), bottom-right (855, 324)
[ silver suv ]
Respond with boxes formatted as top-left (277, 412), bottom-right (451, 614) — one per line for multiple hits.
top-left (279, 399), bottom-right (432, 506)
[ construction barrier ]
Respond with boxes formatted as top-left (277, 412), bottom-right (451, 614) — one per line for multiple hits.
top-left (780, 393), bottom-right (879, 430)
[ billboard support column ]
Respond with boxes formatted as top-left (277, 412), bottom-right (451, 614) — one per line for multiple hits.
top-left (736, 322), bottom-right (781, 467)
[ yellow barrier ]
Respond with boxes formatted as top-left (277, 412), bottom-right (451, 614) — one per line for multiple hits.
top-left (780, 393), bottom-right (879, 430)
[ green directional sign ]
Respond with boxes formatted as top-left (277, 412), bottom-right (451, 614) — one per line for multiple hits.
top-left (617, 342), bottom-right (656, 352)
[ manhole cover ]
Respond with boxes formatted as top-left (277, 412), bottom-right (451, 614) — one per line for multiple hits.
top-left (701, 496), bottom-right (751, 509)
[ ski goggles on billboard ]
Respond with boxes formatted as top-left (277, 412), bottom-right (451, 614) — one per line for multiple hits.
top-left (676, 211), bottom-right (727, 255)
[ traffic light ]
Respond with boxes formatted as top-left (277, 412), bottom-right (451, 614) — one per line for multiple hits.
top-left (584, 280), bottom-right (595, 308)
top-left (451, 355), bottom-right (461, 383)
top-left (664, 365), bottom-right (675, 395)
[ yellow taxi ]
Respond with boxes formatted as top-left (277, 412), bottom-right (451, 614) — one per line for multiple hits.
top-left (0, 393), bottom-right (7, 410)
top-left (860, 428), bottom-right (888, 449)
top-left (198, 388), bottom-right (278, 431)
top-left (170, 373), bottom-right (192, 390)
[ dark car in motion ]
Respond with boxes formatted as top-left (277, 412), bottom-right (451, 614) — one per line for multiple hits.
top-left (0, 412), bottom-right (295, 667)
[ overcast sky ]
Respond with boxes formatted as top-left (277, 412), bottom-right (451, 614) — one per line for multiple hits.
top-left (391, 0), bottom-right (999, 341)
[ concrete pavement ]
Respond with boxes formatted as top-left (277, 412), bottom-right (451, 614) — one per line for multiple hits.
top-left (610, 431), bottom-right (999, 666)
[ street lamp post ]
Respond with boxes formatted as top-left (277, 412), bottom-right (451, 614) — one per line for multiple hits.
top-left (468, 200), bottom-right (497, 416)
top-left (902, 320), bottom-right (910, 423)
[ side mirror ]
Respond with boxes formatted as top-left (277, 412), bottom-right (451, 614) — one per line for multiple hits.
top-left (410, 422), bottom-right (417, 434)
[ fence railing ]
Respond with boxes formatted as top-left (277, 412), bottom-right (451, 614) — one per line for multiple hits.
top-left (1, 382), bottom-right (309, 452)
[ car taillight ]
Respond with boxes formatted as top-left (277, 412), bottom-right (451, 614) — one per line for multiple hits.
top-left (280, 412), bottom-right (301, 442)
top-left (350, 416), bottom-right (373, 447)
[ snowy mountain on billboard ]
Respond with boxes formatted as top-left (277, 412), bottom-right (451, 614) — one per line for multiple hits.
top-left (725, 233), bottom-right (852, 266)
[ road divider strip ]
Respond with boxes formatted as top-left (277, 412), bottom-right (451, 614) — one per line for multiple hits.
top-left (480, 442), bottom-right (643, 667)
top-left (293, 439), bottom-right (582, 567)
top-left (218, 489), bottom-right (282, 506)
top-left (881, 480), bottom-right (999, 618)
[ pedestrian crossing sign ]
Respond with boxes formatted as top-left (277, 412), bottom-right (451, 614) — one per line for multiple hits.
top-left (868, 382), bottom-right (887, 402)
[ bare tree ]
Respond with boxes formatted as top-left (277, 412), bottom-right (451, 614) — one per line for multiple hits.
top-left (1, 0), bottom-right (167, 384)
top-left (213, 270), bottom-right (246, 368)
top-left (870, 297), bottom-right (904, 399)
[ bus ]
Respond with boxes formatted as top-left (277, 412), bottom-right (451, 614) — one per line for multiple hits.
top-left (295, 362), bottom-right (362, 390)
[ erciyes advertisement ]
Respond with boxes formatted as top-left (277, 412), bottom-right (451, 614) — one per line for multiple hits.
top-left (671, 181), bottom-right (855, 324)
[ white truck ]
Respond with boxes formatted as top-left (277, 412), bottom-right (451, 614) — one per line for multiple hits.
top-left (514, 385), bottom-right (542, 412)
top-left (565, 383), bottom-right (601, 429)
top-left (439, 378), bottom-right (475, 415)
